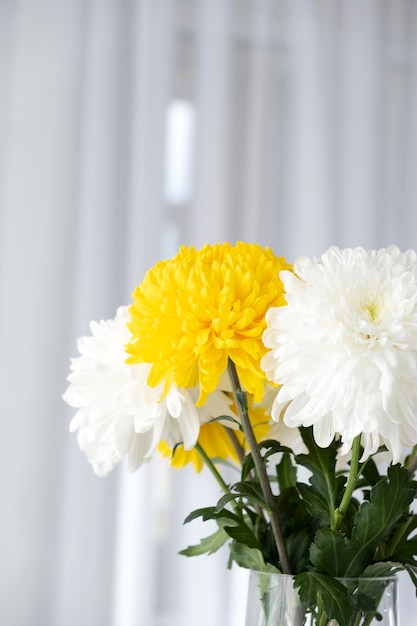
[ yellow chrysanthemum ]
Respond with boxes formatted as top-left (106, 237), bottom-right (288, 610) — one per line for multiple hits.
top-left (158, 396), bottom-right (272, 471)
top-left (126, 241), bottom-right (291, 405)
top-left (158, 422), bottom-right (235, 472)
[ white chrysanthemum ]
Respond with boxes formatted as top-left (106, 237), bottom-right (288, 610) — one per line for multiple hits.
top-left (63, 307), bottom-right (231, 476)
top-left (261, 245), bottom-right (417, 462)
top-left (258, 383), bottom-right (305, 453)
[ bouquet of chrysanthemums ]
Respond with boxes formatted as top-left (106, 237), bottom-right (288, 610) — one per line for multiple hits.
top-left (64, 242), bottom-right (417, 625)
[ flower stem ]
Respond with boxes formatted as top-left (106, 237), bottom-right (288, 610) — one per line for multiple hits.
top-left (196, 442), bottom-right (231, 495)
top-left (334, 435), bottom-right (361, 531)
top-left (227, 359), bottom-right (291, 574)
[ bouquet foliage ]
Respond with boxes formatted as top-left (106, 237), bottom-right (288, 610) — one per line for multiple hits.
top-left (64, 242), bottom-right (417, 625)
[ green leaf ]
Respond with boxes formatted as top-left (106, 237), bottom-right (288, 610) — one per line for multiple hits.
top-left (344, 564), bottom-right (400, 617)
top-left (183, 506), bottom-right (243, 531)
top-left (297, 483), bottom-right (331, 520)
top-left (295, 572), bottom-right (353, 626)
top-left (361, 561), bottom-right (402, 578)
top-left (277, 452), bottom-right (297, 491)
top-left (222, 518), bottom-right (262, 549)
top-left (384, 515), bottom-right (417, 563)
top-left (259, 439), bottom-right (295, 457)
top-left (232, 481), bottom-right (269, 508)
top-left (183, 506), bottom-right (218, 525)
top-left (285, 527), bottom-right (316, 574)
top-left (404, 565), bottom-right (417, 595)
top-left (311, 465), bottom-right (415, 577)
top-left (356, 455), bottom-right (382, 489)
top-left (345, 465), bottom-right (414, 574)
top-left (276, 486), bottom-right (312, 530)
top-left (297, 565), bottom-right (400, 625)
top-left (357, 562), bottom-right (402, 612)
top-left (182, 504), bottom-right (262, 554)
top-left (212, 506), bottom-right (263, 550)
top-left (207, 414), bottom-right (242, 428)
top-left (179, 526), bottom-right (229, 557)
top-left (213, 481), bottom-right (268, 513)
top-left (295, 427), bottom-right (344, 524)
top-left (228, 542), bottom-right (280, 573)
top-left (240, 439), bottom-right (294, 481)
top-left (235, 389), bottom-right (248, 414)
top-left (213, 492), bottom-right (244, 510)
top-left (391, 539), bottom-right (417, 562)
top-left (241, 452), bottom-right (256, 481)
top-left (309, 528), bottom-right (348, 576)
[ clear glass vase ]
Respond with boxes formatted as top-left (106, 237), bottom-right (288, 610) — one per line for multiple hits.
top-left (244, 570), bottom-right (398, 626)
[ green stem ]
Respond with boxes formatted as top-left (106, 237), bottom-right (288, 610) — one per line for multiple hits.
top-left (227, 359), bottom-right (292, 574)
top-left (361, 611), bottom-right (377, 626)
top-left (334, 435), bottom-right (361, 531)
top-left (196, 442), bottom-right (231, 495)
top-left (316, 593), bottom-right (327, 626)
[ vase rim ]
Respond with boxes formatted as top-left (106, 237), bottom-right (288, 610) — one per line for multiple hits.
top-left (249, 569), bottom-right (398, 582)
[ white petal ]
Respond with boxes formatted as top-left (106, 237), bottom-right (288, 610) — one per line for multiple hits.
top-left (262, 245), bottom-right (417, 460)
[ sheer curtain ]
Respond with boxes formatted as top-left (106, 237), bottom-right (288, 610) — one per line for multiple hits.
top-left (1, 1), bottom-right (417, 624)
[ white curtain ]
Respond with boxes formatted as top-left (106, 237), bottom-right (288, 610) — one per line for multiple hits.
top-left (1, 1), bottom-right (417, 624)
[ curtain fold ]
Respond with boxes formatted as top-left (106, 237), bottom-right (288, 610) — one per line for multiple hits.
top-left (125, 0), bottom-right (176, 278)
top-left (187, 0), bottom-right (233, 246)
top-left (402, 1), bottom-right (417, 250)
top-left (336, 1), bottom-right (384, 247)
top-left (240, 0), bottom-right (277, 243)
top-left (1, 1), bottom-right (417, 624)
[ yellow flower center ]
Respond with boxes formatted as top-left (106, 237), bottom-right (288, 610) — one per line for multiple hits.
top-left (361, 298), bottom-right (382, 323)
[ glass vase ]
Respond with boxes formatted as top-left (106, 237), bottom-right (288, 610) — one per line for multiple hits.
top-left (244, 570), bottom-right (398, 626)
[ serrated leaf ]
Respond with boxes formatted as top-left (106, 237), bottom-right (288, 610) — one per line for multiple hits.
top-left (358, 562), bottom-right (401, 601)
top-left (183, 506), bottom-right (218, 525)
top-left (310, 528), bottom-right (348, 576)
top-left (179, 526), bottom-right (229, 557)
top-left (297, 483), bottom-right (330, 520)
top-left (183, 506), bottom-right (242, 531)
top-left (241, 439), bottom-right (294, 481)
top-left (232, 481), bottom-right (269, 508)
top-left (343, 564), bottom-right (400, 616)
top-left (214, 492), bottom-right (243, 510)
top-left (182, 505), bottom-right (262, 553)
top-left (214, 482), bottom-right (268, 513)
top-left (259, 439), bottom-right (294, 457)
top-left (295, 572), bottom-right (352, 626)
top-left (385, 514), bottom-right (417, 563)
top-left (345, 465), bottom-right (414, 575)
top-left (390, 539), bottom-right (417, 562)
top-left (277, 452), bottom-right (297, 491)
top-left (285, 528), bottom-right (316, 574)
top-left (222, 520), bottom-right (262, 549)
top-left (276, 486), bottom-right (312, 530)
top-left (361, 561), bottom-right (402, 578)
top-left (311, 465), bottom-right (415, 577)
top-left (213, 506), bottom-right (263, 550)
top-left (295, 427), bottom-right (344, 520)
top-left (228, 542), bottom-right (280, 573)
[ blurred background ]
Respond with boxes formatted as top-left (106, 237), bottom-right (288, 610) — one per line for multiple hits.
top-left (1, 0), bottom-right (417, 624)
